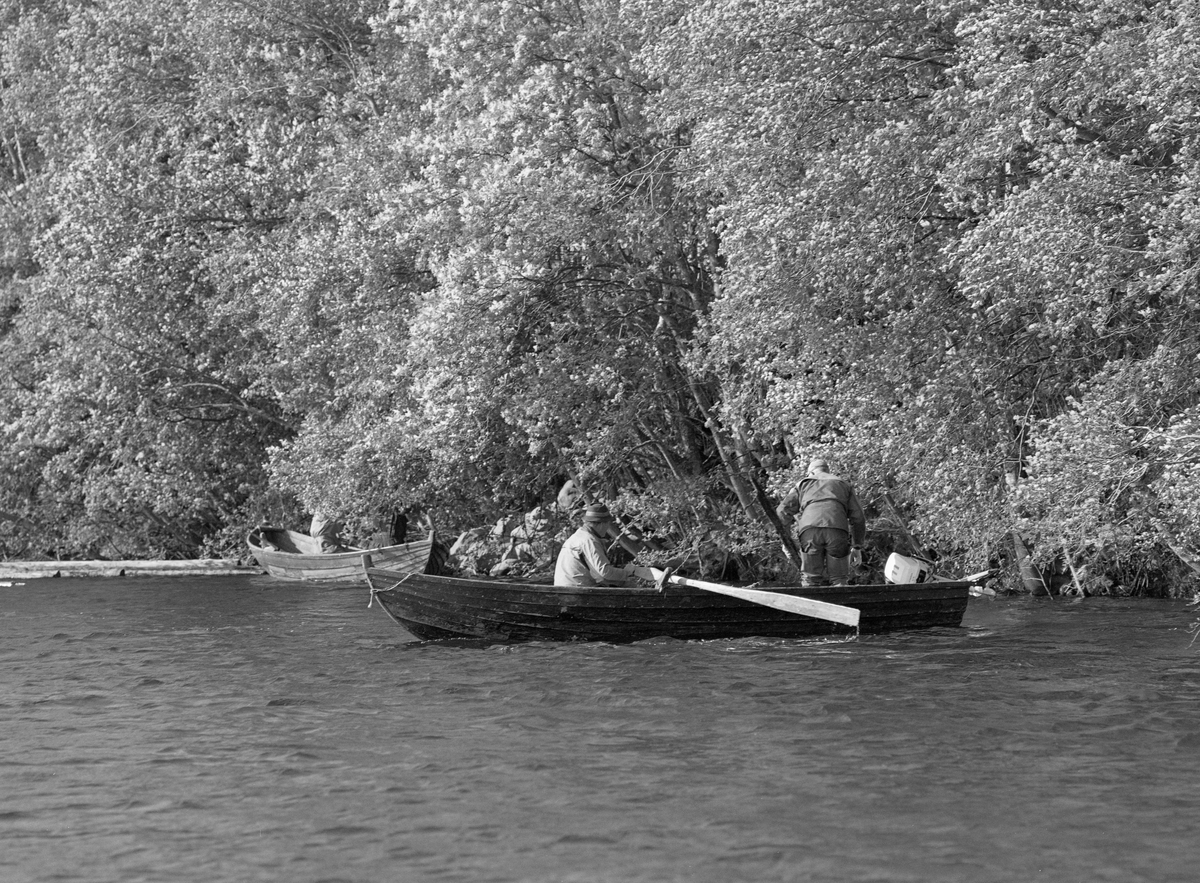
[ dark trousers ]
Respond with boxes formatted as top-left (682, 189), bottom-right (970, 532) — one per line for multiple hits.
top-left (798, 526), bottom-right (851, 587)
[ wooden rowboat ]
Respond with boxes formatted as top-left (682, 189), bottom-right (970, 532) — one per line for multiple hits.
top-left (247, 528), bottom-right (438, 582)
top-left (363, 566), bottom-right (971, 642)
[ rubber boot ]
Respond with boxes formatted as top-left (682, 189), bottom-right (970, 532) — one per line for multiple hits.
top-left (800, 550), bottom-right (828, 587)
top-left (827, 553), bottom-right (851, 586)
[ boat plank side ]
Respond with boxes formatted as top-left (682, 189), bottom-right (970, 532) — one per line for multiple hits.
top-left (372, 584), bottom-right (842, 642)
top-left (376, 591), bottom-right (843, 642)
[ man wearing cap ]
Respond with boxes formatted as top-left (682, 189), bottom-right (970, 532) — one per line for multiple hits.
top-left (554, 503), bottom-right (636, 588)
top-left (776, 458), bottom-right (866, 587)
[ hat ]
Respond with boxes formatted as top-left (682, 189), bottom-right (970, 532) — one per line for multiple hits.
top-left (807, 458), bottom-right (830, 474)
top-left (582, 503), bottom-right (614, 523)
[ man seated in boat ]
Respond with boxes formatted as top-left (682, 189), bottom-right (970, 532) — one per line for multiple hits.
top-left (310, 512), bottom-right (348, 554)
top-left (554, 503), bottom-right (637, 588)
top-left (775, 457), bottom-right (866, 587)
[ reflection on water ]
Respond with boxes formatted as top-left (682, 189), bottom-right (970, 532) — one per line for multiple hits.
top-left (3, 577), bottom-right (1200, 883)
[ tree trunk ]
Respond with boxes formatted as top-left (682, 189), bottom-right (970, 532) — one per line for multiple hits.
top-left (880, 493), bottom-right (928, 559)
top-left (1005, 459), bottom-right (1048, 595)
top-left (1011, 530), bottom-right (1049, 595)
top-left (1165, 539), bottom-right (1200, 576)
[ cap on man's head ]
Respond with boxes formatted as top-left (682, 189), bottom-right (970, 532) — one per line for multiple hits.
top-left (807, 458), bottom-right (830, 474)
top-left (583, 503), bottom-right (614, 522)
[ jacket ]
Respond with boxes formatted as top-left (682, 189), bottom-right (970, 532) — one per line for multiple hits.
top-left (777, 470), bottom-right (866, 546)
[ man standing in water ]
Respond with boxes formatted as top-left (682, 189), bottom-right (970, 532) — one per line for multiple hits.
top-left (776, 458), bottom-right (866, 587)
top-left (554, 503), bottom-right (636, 587)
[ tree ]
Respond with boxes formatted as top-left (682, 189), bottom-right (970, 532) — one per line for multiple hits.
top-left (639, 0), bottom-right (1200, 590)
top-left (265, 0), bottom-right (765, 567)
top-left (0, 0), bottom-right (383, 556)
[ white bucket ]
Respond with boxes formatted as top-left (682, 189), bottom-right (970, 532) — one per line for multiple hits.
top-left (884, 553), bottom-right (933, 584)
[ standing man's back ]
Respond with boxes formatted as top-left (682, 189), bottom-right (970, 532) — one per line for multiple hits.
top-left (776, 458), bottom-right (866, 586)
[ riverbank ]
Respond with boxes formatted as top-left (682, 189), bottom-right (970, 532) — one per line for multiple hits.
top-left (0, 559), bottom-right (262, 579)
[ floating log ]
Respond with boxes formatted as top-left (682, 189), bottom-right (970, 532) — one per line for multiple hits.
top-left (0, 559), bottom-right (261, 579)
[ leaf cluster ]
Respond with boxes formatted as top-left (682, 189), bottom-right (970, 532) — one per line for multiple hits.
top-left (1, 1), bottom-right (1197, 595)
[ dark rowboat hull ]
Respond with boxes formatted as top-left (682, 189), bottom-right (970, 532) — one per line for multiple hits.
top-left (247, 528), bottom-right (436, 582)
top-left (364, 569), bottom-right (971, 642)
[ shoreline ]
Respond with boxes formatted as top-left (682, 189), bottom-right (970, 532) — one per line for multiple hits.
top-left (0, 559), bottom-right (263, 579)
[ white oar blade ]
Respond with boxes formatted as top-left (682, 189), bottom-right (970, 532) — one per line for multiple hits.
top-left (693, 581), bottom-right (860, 627)
top-left (638, 567), bottom-right (860, 628)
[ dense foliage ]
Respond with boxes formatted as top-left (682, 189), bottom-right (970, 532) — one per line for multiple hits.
top-left (2, 0), bottom-right (1198, 595)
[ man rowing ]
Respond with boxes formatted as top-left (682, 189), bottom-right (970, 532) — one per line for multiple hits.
top-left (553, 503), bottom-right (636, 588)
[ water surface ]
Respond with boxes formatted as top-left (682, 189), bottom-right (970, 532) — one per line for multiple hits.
top-left (3, 576), bottom-right (1199, 882)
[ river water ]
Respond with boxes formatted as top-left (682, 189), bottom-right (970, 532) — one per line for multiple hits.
top-left (3, 575), bottom-right (1199, 883)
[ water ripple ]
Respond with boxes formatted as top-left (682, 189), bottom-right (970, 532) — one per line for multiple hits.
top-left (3, 581), bottom-right (1200, 882)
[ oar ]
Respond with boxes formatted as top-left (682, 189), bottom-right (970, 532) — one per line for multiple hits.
top-left (928, 568), bottom-right (996, 596)
top-left (633, 567), bottom-right (861, 628)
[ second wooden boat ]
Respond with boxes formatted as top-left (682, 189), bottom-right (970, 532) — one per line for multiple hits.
top-left (247, 528), bottom-right (439, 582)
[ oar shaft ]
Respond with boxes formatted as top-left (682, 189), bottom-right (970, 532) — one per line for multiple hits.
top-left (636, 567), bottom-right (861, 628)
